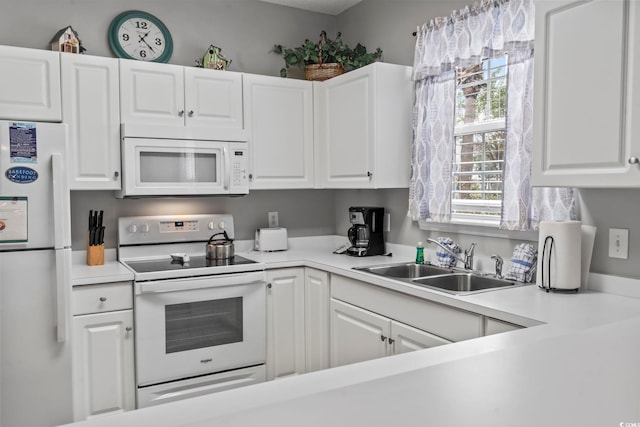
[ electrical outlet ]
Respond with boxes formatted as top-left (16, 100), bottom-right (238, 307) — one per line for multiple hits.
top-left (608, 228), bottom-right (629, 259)
top-left (384, 213), bottom-right (391, 232)
top-left (268, 211), bottom-right (279, 228)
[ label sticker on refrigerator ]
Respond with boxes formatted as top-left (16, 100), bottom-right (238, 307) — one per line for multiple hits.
top-left (5, 166), bottom-right (38, 184)
top-left (0, 197), bottom-right (28, 243)
top-left (9, 122), bottom-right (37, 164)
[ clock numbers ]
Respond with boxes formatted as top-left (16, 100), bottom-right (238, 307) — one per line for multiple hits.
top-left (109, 11), bottom-right (173, 63)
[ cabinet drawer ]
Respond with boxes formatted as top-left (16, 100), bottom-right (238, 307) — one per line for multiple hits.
top-left (73, 282), bottom-right (133, 315)
top-left (331, 274), bottom-right (483, 342)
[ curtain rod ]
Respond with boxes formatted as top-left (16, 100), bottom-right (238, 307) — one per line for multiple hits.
top-left (412, 0), bottom-right (507, 37)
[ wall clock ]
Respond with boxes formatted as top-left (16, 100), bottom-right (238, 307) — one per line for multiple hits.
top-left (108, 10), bottom-right (173, 63)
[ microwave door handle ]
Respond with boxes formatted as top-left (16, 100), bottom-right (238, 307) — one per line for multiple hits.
top-left (223, 146), bottom-right (230, 190)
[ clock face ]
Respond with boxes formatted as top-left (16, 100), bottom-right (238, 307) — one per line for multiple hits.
top-left (109, 11), bottom-right (173, 63)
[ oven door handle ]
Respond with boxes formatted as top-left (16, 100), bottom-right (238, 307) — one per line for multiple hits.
top-left (136, 278), bottom-right (266, 295)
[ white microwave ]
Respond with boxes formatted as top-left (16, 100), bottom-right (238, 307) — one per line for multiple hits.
top-left (117, 125), bottom-right (249, 197)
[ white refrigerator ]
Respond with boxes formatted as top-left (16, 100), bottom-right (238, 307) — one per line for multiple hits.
top-left (0, 121), bottom-right (73, 426)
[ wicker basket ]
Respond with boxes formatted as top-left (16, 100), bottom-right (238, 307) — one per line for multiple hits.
top-left (304, 63), bottom-right (344, 81)
top-left (304, 32), bottom-right (345, 81)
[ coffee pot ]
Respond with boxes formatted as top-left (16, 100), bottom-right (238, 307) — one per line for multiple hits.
top-left (346, 207), bottom-right (385, 257)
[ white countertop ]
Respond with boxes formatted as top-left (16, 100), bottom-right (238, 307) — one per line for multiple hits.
top-left (71, 249), bottom-right (134, 285)
top-left (65, 236), bottom-right (640, 427)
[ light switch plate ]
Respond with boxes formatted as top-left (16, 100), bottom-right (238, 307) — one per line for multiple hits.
top-left (608, 228), bottom-right (629, 259)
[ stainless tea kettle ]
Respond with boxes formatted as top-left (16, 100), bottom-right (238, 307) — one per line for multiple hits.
top-left (206, 231), bottom-right (235, 259)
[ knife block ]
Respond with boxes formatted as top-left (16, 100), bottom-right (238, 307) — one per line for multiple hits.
top-left (86, 232), bottom-right (104, 266)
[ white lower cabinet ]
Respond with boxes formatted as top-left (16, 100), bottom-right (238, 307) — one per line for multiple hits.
top-left (304, 268), bottom-right (330, 372)
top-left (72, 283), bottom-right (135, 421)
top-left (484, 317), bottom-right (523, 336)
top-left (330, 299), bottom-right (451, 367)
top-left (266, 268), bottom-right (306, 380)
top-left (330, 299), bottom-right (390, 367)
top-left (391, 320), bottom-right (451, 354)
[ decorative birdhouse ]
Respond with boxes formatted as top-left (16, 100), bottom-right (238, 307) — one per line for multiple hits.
top-left (200, 45), bottom-right (231, 70)
top-left (49, 26), bottom-right (85, 54)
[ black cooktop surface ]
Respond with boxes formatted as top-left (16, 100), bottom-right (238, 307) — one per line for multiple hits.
top-left (125, 255), bottom-right (257, 273)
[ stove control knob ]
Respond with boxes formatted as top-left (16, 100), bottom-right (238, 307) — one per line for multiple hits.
top-left (128, 224), bottom-right (138, 233)
top-left (219, 221), bottom-right (226, 230)
top-left (140, 223), bottom-right (150, 233)
top-left (208, 221), bottom-right (216, 230)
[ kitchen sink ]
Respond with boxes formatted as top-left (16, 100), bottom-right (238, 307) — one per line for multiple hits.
top-left (354, 262), bottom-right (453, 279)
top-left (354, 262), bottom-right (529, 295)
top-left (412, 273), bottom-right (518, 295)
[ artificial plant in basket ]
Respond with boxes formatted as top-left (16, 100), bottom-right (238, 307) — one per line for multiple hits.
top-left (272, 31), bottom-right (383, 81)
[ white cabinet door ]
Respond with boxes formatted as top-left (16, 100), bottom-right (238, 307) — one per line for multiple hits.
top-left (330, 298), bottom-right (390, 368)
top-left (532, 0), bottom-right (640, 186)
top-left (316, 62), bottom-right (412, 189)
top-left (119, 59), bottom-right (184, 126)
top-left (61, 53), bottom-right (121, 190)
top-left (266, 268), bottom-right (306, 380)
top-left (72, 310), bottom-right (135, 421)
top-left (244, 74), bottom-right (314, 189)
top-left (185, 67), bottom-right (243, 129)
top-left (0, 45), bottom-right (61, 121)
top-left (390, 320), bottom-right (450, 355)
top-left (320, 68), bottom-right (374, 188)
top-left (304, 268), bottom-right (330, 372)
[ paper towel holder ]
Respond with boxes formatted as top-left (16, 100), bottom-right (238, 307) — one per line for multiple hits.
top-left (539, 234), bottom-right (579, 293)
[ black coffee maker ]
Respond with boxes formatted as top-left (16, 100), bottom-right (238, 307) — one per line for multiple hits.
top-left (346, 207), bottom-right (385, 257)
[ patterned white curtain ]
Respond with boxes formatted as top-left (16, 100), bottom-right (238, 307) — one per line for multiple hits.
top-left (409, 0), bottom-right (577, 230)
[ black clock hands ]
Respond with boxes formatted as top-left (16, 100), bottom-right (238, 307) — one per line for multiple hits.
top-left (138, 31), bottom-right (156, 53)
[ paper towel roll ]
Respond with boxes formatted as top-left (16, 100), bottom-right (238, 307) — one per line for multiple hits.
top-left (537, 221), bottom-right (582, 291)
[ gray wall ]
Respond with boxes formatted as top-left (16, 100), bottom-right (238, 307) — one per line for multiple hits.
top-left (3, 0), bottom-right (637, 278)
top-left (71, 190), bottom-right (335, 249)
top-left (0, 0), bottom-right (335, 76)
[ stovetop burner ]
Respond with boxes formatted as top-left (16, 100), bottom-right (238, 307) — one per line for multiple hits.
top-left (125, 255), bottom-right (257, 274)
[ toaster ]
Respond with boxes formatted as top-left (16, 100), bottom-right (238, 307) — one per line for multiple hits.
top-left (255, 227), bottom-right (288, 252)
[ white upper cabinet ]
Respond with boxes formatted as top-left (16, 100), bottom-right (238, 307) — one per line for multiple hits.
top-left (243, 74), bottom-right (314, 189)
top-left (315, 62), bottom-right (412, 189)
top-left (0, 45), bottom-right (61, 121)
top-left (119, 60), bottom-right (184, 126)
top-left (185, 67), bottom-right (243, 129)
top-left (119, 59), bottom-right (242, 129)
top-left (61, 53), bottom-right (121, 190)
top-left (532, 0), bottom-right (640, 187)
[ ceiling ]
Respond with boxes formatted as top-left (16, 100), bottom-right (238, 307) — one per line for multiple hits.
top-left (257, 0), bottom-right (364, 15)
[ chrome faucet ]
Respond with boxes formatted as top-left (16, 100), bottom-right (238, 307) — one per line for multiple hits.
top-left (426, 239), bottom-right (476, 270)
top-left (491, 254), bottom-right (503, 278)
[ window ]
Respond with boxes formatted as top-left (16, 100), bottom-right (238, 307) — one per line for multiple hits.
top-left (452, 57), bottom-right (507, 226)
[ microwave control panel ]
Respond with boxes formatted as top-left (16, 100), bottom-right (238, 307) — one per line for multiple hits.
top-left (230, 143), bottom-right (249, 192)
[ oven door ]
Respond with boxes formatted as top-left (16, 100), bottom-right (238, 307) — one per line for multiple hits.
top-left (120, 137), bottom-right (231, 197)
top-left (134, 271), bottom-right (266, 387)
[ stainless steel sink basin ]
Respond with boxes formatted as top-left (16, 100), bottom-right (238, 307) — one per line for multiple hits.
top-left (353, 262), bottom-right (529, 295)
top-left (412, 273), bottom-right (517, 294)
top-left (354, 263), bottom-right (453, 279)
